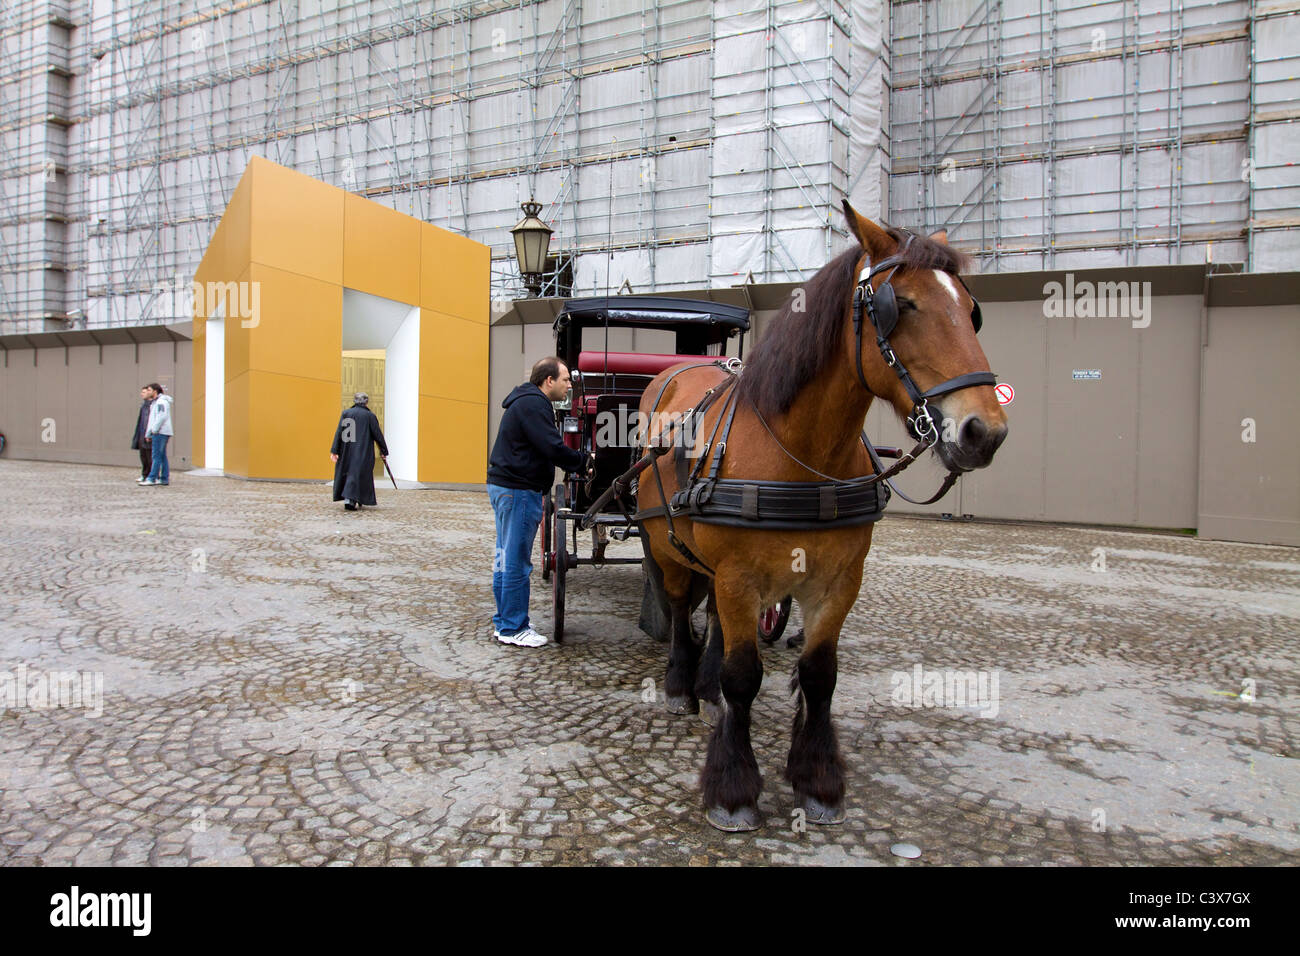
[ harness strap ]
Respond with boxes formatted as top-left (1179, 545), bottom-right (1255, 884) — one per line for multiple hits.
top-left (637, 361), bottom-right (729, 452)
top-left (687, 377), bottom-right (738, 485)
top-left (648, 435), bottom-right (715, 575)
top-left (748, 393), bottom-right (936, 487)
top-left (627, 359), bottom-right (740, 576)
top-left (705, 384), bottom-right (742, 482)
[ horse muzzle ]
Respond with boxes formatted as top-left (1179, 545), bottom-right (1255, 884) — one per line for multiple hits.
top-left (934, 411), bottom-right (1008, 472)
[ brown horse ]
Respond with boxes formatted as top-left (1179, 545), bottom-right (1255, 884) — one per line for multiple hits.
top-left (636, 202), bottom-right (1008, 830)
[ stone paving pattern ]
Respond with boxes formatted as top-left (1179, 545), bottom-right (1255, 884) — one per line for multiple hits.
top-left (1, 461), bottom-right (1297, 866)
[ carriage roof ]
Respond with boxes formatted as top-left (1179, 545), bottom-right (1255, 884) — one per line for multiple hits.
top-left (554, 296), bottom-right (751, 336)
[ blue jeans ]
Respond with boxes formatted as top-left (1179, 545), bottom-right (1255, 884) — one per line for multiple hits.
top-left (489, 484), bottom-right (544, 636)
top-left (147, 434), bottom-right (170, 483)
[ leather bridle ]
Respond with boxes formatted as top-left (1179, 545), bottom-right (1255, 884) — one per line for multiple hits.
top-left (850, 232), bottom-right (998, 503)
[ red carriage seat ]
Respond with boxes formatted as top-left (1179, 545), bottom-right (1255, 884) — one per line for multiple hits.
top-left (576, 350), bottom-right (701, 377)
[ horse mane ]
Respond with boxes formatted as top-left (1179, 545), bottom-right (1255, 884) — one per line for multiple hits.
top-left (738, 227), bottom-right (969, 418)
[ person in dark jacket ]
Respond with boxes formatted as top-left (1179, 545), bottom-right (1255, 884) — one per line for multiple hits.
top-left (130, 385), bottom-right (155, 481)
top-left (487, 356), bottom-right (589, 647)
top-left (330, 392), bottom-right (389, 510)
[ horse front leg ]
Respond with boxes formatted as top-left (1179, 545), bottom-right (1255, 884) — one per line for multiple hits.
top-left (785, 569), bottom-right (860, 825)
top-left (700, 569), bottom-right (763, 831)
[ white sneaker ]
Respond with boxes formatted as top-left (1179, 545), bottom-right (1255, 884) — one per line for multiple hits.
top-left (497, 627), bottom-right (548, 647)
top-left (514, 627), bottom-right (549, 647)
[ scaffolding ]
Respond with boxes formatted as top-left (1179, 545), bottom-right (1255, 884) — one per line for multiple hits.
top-left (4, 1), bottom-right (1293, 334)
top-left (0, 1), bottom-right (74, 327)
top-left (887, 0), bottom-right (1300, 272)
top-left (1, 0), bottom-right (870, 334)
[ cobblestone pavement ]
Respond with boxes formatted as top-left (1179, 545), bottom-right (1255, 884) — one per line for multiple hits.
top-left (1, 460), bottom-right (1297, 866)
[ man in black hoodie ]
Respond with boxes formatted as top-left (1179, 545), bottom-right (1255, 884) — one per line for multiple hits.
top-left (487, 356), bottom-right (588, 647)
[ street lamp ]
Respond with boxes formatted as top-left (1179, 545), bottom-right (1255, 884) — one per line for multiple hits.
top-left (510, 199), bottom-right (553, 297)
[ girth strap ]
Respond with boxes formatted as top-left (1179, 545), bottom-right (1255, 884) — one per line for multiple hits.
top-left (681, 475), bottom-right (890, 530)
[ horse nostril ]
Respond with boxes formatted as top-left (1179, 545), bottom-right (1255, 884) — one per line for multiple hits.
top-left (961, 416), bottom-right (987, 446)
top-left (960, 416), bottom-right (1007, 456)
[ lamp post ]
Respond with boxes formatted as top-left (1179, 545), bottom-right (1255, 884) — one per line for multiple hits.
top-left (510, 199), bottom-right (553, 297)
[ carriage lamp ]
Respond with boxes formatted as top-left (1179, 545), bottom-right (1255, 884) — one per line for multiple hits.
top-left (510, 199), bottom-right (553, 297)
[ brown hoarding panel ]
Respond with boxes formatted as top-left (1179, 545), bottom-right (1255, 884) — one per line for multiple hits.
top-left (0, 340), bottom-right (192, 468)
top-left (1198, 304), bottom-right (1300, 546)
top-left (959, 300), bottom-right (1050, 521)
top-left (1135, 296), bottom-right (1202, 529)
top-left (903, 293), bottom-right (1200, 530)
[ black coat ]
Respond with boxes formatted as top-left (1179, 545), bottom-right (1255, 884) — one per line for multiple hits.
top-left (331, 405), bottom-right (389, 505)
top-left (130, 400), bottom-right (152, 450)
top-left (487, 383), bottom-right (586, 492)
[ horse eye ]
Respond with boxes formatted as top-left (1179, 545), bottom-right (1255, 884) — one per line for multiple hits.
top-left (897, 298), bottom-right (917, 312)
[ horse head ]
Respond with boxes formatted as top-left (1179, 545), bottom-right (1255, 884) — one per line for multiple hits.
top-left (842, 200), bottom-right (1008, 473)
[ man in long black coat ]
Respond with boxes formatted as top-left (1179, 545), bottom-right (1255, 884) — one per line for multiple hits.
top-left (129, 384), bottom-right (155, 482)
top-left (330, 392), bottom-right (389, 510)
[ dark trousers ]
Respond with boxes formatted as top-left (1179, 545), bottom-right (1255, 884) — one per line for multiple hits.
top-left (138, 443), bottom-right (151, 478)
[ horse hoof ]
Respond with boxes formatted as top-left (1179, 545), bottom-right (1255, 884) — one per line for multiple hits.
top-left (802, 796), bottom-right (846, 826)
top-left (705, 805), bottom-right (760, 832)
top-left (665, 694), bottom-right (699, 715)
top-left (699, 700), bottom-right (721, 726)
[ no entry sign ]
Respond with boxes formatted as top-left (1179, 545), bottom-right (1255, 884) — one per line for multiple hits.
top-left (995, 382), bottom-right (1015, 405)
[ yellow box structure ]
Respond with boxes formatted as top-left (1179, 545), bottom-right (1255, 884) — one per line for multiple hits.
top-left (192, 156), bottom-right (489, 483)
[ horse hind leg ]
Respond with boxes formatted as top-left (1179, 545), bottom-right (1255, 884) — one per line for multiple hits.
top-left (661, 566), bottom-right (703, 717)
top-left (664, 594), bottom-right (700, 715)
top-left (641, 532), bottom-right (702, 714)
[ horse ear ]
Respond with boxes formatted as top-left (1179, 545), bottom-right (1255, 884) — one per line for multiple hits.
top-left (929, 228), bottom-right (949, 245)
top-left (841, 200), bottom-right (891, 257)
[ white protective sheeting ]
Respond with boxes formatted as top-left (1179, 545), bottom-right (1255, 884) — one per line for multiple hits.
top-left (709, 0), bottom-right (864, 284)
top-left (848, 0), bottom-right (885, 220)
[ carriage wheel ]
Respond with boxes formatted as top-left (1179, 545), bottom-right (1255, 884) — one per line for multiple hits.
top-left (541, 490), bottom-right (553, 583)
top-left (552, 483), bottom-right (568, 643)
top-left (757, 596), bottom-right (792, 644)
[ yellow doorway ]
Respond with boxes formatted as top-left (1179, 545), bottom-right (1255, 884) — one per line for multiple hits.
top-left (342, 349), bottom-right (386, 478)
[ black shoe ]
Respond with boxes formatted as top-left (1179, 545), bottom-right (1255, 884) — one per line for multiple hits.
top-left (344, 502), bottom-right (357, 511)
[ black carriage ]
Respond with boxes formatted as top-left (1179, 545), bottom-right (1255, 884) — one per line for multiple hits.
top-left (540, 296), bottom-right (793, 643)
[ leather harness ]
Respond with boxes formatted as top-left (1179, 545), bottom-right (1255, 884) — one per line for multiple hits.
top-left (579, 235), bottom-right (998, 574)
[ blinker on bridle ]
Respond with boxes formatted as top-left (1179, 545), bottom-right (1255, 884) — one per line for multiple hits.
top-left (850, 232), bottom-right (996, 444)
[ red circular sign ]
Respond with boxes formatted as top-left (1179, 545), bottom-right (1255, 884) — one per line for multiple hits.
top-left (995, 383), bottom-right (1015, 406)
